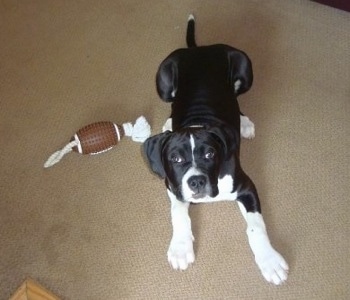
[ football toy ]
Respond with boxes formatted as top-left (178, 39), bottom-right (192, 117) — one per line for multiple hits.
top-left (44, 116), bottom-right (151, 168)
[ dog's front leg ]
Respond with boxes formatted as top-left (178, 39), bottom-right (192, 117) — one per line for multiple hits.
top-left (237, 197), bottom-right (289, 285)
top-left (167, 191), bottom-right (195, 270)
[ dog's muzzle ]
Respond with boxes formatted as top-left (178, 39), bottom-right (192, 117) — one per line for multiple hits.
top-left (187, 174), bottom-right (209, 199)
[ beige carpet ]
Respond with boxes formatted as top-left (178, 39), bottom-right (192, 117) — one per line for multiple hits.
top-left (1, 0), bottom-right (349, 299)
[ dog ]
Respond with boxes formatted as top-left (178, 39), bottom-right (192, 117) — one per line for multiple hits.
top-left (143, 15), bottom-right (289, 285)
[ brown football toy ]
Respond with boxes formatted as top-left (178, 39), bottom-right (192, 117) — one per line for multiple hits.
top-left (44, 116), bottom-right (151, 168)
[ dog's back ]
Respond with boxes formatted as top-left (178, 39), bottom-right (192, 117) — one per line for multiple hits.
top-left (156, 15), bottom-right (253, 131)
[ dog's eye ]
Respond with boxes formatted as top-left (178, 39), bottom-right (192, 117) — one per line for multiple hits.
top-left (205, 151), bottom-right (215, 159)
top-left (170, 155), bottom-right (184, 163)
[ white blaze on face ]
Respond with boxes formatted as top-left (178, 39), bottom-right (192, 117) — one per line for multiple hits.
top-left (181, 134), bottom-right (202, 200)
top-left (190, 134), bottom-right (196, 167)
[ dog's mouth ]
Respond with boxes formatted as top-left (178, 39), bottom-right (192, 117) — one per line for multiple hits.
top-left (192, 192), bottom-right (206, 199)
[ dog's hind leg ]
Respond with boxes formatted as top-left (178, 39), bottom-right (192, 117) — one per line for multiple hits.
top-left (162, 118), bottom-right (173, 132)
top-left (240, 115), bottom-right (255, 139)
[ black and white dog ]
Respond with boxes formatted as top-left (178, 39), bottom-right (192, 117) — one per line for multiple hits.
top-left (144, 15), bottom-right (288, 285)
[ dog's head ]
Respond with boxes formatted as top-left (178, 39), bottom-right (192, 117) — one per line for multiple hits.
top-left (143, 126), bottom-right (238, 202)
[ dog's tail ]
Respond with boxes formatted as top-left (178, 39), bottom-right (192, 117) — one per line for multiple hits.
top-left (186, 14), bottom-right (196, 48)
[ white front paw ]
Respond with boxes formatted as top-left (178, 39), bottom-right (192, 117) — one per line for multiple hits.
top-left (167, 237), bottom-right (195, 270)
top-left (240, 115), bottom-right (255, 139)
top-left (255, 249), bottom-right (289, 285)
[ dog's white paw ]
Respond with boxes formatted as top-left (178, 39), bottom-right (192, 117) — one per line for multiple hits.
top-left (240, 115), bottom-right (255, 139)
top-left (255, 248), bottom-right (289, 285)
top-left (167, 237), bottom-right (195, 270)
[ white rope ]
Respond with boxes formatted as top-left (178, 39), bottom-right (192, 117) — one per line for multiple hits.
top-left (44, 140), bottom-right (78, 168)
top-left (122, 116), bottom-right (151, 142)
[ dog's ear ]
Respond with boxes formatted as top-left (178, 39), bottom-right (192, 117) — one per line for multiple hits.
top-left (225, 46), bottom-right (253, 95)
top-left (156, 52), bottom-right (180, 102)
top-left (143, 131), bottom-right (172, 178)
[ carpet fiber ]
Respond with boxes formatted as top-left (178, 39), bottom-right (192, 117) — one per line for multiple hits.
top-left (1, 0), bottom-right (349, 299)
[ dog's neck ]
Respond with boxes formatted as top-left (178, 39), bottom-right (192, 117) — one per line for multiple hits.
top-left (175, 119), bottom-right (211, 131)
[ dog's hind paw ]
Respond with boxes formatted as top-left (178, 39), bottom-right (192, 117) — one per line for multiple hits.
top-left (167, 237), bottom-right (195, 270)
top-left (240, 115), bottom-right (255, 139)
top-left (162, 118), bottom-right (173, 132)
top-left (255, 248), bottom-right (289, 285)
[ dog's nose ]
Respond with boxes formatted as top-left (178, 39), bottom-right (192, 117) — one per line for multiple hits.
top-left (188, 175), bottom-right (207, 193)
